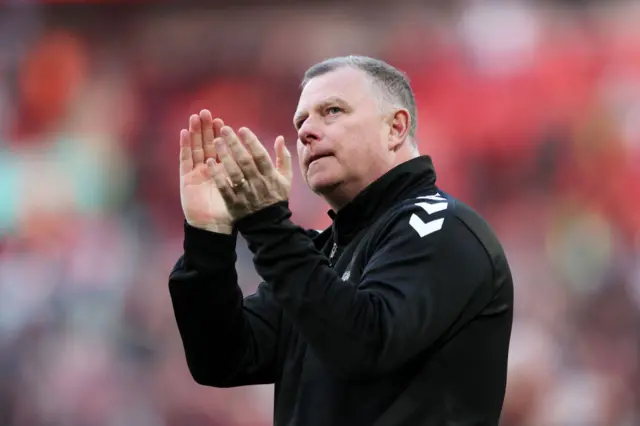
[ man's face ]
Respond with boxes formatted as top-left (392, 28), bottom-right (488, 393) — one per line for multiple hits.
top-left (293, 67), bottom-right (391, 198)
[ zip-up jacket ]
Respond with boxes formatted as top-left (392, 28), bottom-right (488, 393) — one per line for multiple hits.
top-left (169, 156), bottom-right (514, 426)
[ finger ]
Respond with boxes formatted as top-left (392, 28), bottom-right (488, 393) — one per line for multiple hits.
top-left (189, 114), bottom-right (205, 165)
top-left (208, 158), bottom-right (238, 204)
top-left (212, 118), bottom-right (225, 160)
top-left (212, 118), bottom-right (225, 162)
top-left (215, 135), bottom-right (245, 186)
top-left (200, 110), bottom-right (217, 161)
top-left (199, 157), bottom-right (216, 180)
top-left (222, 126), bottom-right (259, 179)
top-left (179, 129), bottom-right (193, 176)
top-left (274, 136), bottom-right (293, 182)
top-left (212, 118), bottom-right (225, 138)
top-left (238, 127), bottom-right (275, 175)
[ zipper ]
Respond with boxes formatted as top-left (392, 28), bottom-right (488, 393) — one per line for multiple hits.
top-left (328, 243), bottom-right (338, 266)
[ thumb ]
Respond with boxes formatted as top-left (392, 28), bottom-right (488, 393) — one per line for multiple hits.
top-left (274, 136), bottom-right (292, 182)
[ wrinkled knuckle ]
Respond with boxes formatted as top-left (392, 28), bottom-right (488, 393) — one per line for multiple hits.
top-left (257, 177), bottom-right (270, 189)
top-left (238, 155), bottom-right (254, 168)
top-left (253, 152), bottom-right (268, 162)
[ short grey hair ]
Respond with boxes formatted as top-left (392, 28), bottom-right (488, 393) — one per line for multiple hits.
top-left (301, 55), bottom-right (417, 138)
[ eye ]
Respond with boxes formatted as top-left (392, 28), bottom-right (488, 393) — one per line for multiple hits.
top-left (326, 106), bottom-right (342, 115)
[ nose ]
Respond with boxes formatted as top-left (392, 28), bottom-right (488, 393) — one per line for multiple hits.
top-left (298, 119), bottom-right (321, 146)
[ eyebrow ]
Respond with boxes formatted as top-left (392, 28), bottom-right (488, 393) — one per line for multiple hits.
top-left (293, 96), bottom-right (348, 128)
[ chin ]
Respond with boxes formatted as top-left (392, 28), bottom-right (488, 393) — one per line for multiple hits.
top-left (306, 173), bottom-right (341, 195)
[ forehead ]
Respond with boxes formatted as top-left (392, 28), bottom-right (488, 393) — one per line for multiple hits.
top-left (296, 67), bottom-right (376, 113)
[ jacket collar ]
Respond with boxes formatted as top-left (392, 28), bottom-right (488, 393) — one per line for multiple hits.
top-left (327, 155), bottom-right (437, 245)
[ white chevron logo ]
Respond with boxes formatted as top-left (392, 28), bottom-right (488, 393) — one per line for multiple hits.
top-left (408, 195), bottom-right (447, 238)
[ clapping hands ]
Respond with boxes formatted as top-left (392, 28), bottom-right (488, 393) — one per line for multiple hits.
top-left (179, 109), bottom-right (293, 233)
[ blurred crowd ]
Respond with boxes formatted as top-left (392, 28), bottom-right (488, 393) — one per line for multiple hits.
top-left (0, 1), bottom-right (639, 425)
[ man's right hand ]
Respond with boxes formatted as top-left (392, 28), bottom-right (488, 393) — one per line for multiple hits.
top-left (180, 109), bottom-right (233, 234)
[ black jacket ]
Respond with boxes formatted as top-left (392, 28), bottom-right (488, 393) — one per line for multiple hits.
top-left (169, 156), bottom-right (514, 426)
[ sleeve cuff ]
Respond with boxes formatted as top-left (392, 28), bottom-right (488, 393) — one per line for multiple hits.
top-left (235, 201), bottom-right (292, 234)
top-left (183, 221), bottom-right (238, 273)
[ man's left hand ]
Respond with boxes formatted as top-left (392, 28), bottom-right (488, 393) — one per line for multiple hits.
top-left (207, 125), bottom-right (293, 221)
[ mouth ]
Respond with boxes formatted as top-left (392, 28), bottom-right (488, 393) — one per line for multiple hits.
top-left (307, 153), bottom-right (332, 167)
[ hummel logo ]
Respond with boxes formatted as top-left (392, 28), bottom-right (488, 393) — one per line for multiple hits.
top-left (408, 194), bottom-right (447, 238)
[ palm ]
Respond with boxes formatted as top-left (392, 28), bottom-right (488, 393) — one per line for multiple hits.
top-left (178, 111), bottom-right (231, 232)
top-left (180, 163), bottom-right (229, 227)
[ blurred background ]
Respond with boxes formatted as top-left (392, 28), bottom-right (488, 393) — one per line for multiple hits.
top-left (0, 0), bottom-right (639, 425)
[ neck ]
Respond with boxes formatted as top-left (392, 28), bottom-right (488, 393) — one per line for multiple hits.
top-left (323, 146), bottom-right (419, 211)
top-left (322, 181), bottom-right (370, 211)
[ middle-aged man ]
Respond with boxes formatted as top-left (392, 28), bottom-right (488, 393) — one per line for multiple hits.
top-left (169, 55), bottom-right (514, 426)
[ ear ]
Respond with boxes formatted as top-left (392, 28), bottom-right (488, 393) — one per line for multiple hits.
top-left (387, 109), bottom-right (411, 151)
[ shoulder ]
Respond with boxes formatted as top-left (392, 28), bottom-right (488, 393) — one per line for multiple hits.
top-left (386, 191), bottom-right (509, 278)
top-left (366, 191), bottom-right (498, 264)
top-left (385, 191), bottom-right (499, 241)
top-left (356, 192), bottom-right (495, 282)
top-left (374, 191), bottom-right (456, 243)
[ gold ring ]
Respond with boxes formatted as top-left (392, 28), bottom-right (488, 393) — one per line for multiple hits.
top-left (228, 177), bottom-right (246, 189)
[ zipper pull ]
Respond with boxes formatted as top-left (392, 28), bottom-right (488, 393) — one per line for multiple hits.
top-left (329, 243), bottom-right (338, 266)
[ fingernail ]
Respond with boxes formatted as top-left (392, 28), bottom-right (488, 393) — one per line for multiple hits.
top-left (220, 126), bottom-right (231, 137)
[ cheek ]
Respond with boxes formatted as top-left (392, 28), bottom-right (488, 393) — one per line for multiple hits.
top-left (342, 128), bottom-right (387, 172)
top-left (340, 125), bottom-right (378, 156)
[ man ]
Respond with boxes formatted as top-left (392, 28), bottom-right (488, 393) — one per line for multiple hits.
top-left (169, 56), bottom-right (514, 426)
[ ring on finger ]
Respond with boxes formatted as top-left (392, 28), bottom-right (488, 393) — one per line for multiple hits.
top-left (227, 176), bottom-right (247, 190)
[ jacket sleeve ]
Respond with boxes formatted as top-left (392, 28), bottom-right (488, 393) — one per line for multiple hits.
top-left (235, 201), bottom-right (495, 379)
top-left (168, 222), bottom-right (282, 387)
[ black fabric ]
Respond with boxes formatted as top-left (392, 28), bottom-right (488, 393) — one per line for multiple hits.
top-left (169, 155), bottom-right (514, 426)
